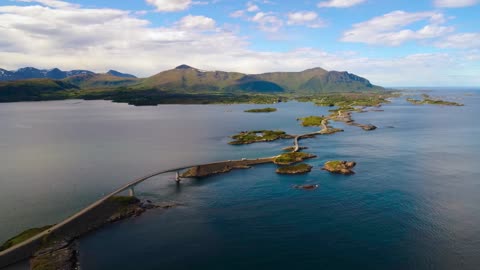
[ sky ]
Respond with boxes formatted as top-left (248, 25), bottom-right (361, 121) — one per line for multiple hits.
top-left (0, 0), bottom-right (479, 86)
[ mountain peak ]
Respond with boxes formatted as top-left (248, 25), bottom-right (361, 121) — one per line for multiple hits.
top-left (175, 64), bottom-right (195, 70)
top-left (106, 70), bottom-right (137, 78)
top-left (303, 67), bottom-right (328, 73)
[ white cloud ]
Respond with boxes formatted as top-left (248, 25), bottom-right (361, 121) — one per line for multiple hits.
top-left (434, 0), bottom-right (478, 8)
top-left (287, 11), bottom-right (325, 28)
top-left (250, 12), bottom-right (283, 32)
top-left (146, 0), bottom-right (192, 12)
top-left (15, 0), bottom-right (79, 9)
top-left (230, 2), bottom-right (284, 32)
top-left (246, 1), bottom-right (259, 12)
top-left (230, 1), bottom-right (260, 18)
top-left (176, 15), bottom-right (216, 30)
top-left (0, 0), bottom-right (478, 86)
top-left (341, 10), bottom-right (454, 46)
top-left (318, 0), bottom-right (366, 8)
top-left (436, 33), bottom-right (480, 49)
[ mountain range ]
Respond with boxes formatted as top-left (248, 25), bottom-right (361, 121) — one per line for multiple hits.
top-left (125, 64), bottom-right (381, 94)
top-left (0, 67), bottom-right (137, 81)
top-left (0, 64), bottom-right (384, 104)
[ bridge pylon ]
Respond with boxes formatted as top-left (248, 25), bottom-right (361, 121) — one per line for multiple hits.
top-left (128, 186), bottom-right (135, 197)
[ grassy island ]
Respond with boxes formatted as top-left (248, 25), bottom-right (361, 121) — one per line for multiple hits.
top-left (244, 107), bottom-right (277, 113)
top-left (298, 116), bottom-right (326, 127)
top-left (328, 106), bottom-right (363, 113)
top-left (229, 130), bottom-right (292, 145)
top-left (407, 95), bottom-right (463, 106)
top-left (274, 152), bottom-right (316, 165)
top-left (276, 163), bottom-right (312, 174)
top-left (297, 93), bottom-right (392, 107)
top-left (323, 160), bottom-right (356, 175)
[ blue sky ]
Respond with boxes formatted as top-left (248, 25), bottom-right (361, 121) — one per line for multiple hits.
top-left (0, 0), bottom-right (479, 86)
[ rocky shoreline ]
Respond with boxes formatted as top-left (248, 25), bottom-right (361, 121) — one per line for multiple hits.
top-left (322, 161), bottom-right (357, 175)
top-left (3, 197), bottom-right (182, 270)
top-left (276, 163), bottom-right (313, 174)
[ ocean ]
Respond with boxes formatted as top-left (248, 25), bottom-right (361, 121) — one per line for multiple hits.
top-left (1, 89), bottom-right (479, 269)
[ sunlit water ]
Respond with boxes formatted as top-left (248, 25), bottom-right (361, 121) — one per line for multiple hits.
top-left (1, 89), bottom-right (479, 269)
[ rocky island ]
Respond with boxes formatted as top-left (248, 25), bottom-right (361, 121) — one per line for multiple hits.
top-left (229, 130), bottom-right (293, 145)
top-left (276, 163), bottom-right (313, 174)
top-left (407, 94), bottom-right (464, 106)
top-left (244, 107), bottom-right (277, 113)
top-left (322, 161), bottom-right (357, 175)
top-left (292, 184), bottom-right (319, 190)
top-left (273, 152), bottom-right (317, 165)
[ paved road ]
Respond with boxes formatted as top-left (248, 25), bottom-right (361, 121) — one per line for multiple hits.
top-left (292, 131), bottom-right (323, 152)
top-left (0, 158), bottom-right (271, 264)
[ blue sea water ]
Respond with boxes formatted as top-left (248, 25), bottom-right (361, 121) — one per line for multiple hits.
top-left (1, 89), bottom-right (479, 269)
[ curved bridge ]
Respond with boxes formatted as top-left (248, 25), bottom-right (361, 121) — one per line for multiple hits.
top-left (0, 157), bottom-right (274, 268)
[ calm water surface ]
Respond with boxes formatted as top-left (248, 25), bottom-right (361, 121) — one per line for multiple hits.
top-left (1, 90), bottom-right (479, 269)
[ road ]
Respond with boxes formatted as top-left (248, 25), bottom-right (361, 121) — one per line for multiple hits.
top-left (0, 157), bottom-right (272, 267)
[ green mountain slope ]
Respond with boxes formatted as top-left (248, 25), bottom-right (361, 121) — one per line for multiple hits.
top-left (0, 79), bottom-right (78, 102)
top-left (0, 65), bottom-right (384, 105)
top-left (140, 65), bottom-right (245, 92)
top-left (137, 65), bottom-right (382, 93)
top-left (64, 73), bottom-right (140, 89)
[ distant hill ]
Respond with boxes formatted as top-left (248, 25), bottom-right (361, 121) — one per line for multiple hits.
top-left (0, 67), bottom-right (94, 81)
top-left (0, 67), bottom-right (137, 81)
top-left (64, 73), bottom-right (139, 89)
top-left (140, 65), bottom-right (245, 92)
top-left (138, 65), bottom-right (382, 93)
top-left (0, 65), bottom-right (384, 105)
top-left (0, 79), bottom-right (78, 102)
top-left (106, 70), bottom-right (137, 78)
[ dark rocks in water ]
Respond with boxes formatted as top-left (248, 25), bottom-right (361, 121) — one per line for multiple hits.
top-left (31, 240), bottom-right (78, 270)
top-left (361, 124), bottom-right (377, 131)
top-left (292, 184), bottom-right (319, 190)
top-left (323, 160), bottom-right (356, 175)
top-left (140, 200), bottom-right (183, 210)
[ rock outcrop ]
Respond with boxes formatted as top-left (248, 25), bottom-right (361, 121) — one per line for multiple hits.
top-left (323, 160), bottom-right (356, 175)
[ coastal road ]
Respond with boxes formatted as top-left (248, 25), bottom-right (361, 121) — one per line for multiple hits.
top-left (0, 157), bottom-right (276, 268)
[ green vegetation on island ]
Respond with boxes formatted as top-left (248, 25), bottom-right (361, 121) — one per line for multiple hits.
top-left (2, 195), bottom-right (166, 269)
top-left (229, 130), bottom-right (293, 145)
top-left (244, 107), bottom-right (277, 113)
top-left (0, 225), bottom-right (53, 252)
top-left (298, 116), bottom-right (326, 127)
top-left (328, 106), bottom-right (363, 113)
top-left (276, 163), bottom-right (312, 174)
top-left (297, 92), bottom-right (392, 107)
top-left (274, 152), bottom-right (316, 165)
top-left (322, 160), bottom-right (356, 175)
top-left (407, 94), bottom-right (463, 106)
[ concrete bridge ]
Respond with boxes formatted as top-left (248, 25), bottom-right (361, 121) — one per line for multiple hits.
top-left (0, 157), bottom-right (274, 268)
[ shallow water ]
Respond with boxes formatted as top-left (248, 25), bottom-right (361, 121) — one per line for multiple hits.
top-left (1, 90), bottom-right (479, 269)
